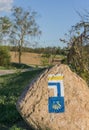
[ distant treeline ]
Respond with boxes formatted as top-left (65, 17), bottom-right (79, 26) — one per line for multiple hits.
top-left (2, 45), bottom-right (89, 56)
top-left (9, 46), bottom-right (68, 55)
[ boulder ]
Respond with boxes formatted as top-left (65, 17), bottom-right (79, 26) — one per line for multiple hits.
top-left (16, 64), bottom-right (89, 130)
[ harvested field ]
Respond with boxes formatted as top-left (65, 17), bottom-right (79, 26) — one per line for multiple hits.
top-left (10, 52), bottom-right (42, 66)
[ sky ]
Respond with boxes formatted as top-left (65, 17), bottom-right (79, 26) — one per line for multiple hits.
top-left (0, 0), bottom-right (89, 48)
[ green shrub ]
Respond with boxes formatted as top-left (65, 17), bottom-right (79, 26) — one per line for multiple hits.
top-left (0, 46), bottom-right (11, 67)
top-left (10, 62), bottom-right (32, 69)
top-left (9, 125), bottom-right (26, 130)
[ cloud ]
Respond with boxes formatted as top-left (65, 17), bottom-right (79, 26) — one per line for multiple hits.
top-left (0, 0), bottom-right (14, 12)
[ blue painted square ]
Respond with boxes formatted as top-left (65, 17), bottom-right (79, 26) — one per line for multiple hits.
top-left (48, 97), bottom-right (65, 113)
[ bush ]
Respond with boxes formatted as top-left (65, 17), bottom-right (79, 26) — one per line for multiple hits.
top-left (9, 125), bottom-right (26, 130)
top-left (10, 62), bottom-right (32, 69)
top-left (0, 46), bottom-right (11, 67)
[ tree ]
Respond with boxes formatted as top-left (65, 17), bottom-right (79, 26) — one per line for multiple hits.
top-left (60, 11), bottom-right (89, 85)
top-left (0, 46), bottom-right (11, 67)
top-left (0, 16), bottom-right (12, 44)
top-left (68, 15), bottom-right (89, 71)
top-left (10, 7), bottom-right (41, 63)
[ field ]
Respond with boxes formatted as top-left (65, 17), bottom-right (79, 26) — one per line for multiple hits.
top-left (0, 68), bottom-right (44, 130)
top-left (10, 51), bottom-right (64, 67)
top-left (10, 52), bottom-right (42, 66)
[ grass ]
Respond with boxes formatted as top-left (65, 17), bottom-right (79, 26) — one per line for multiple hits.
top-left (0, 66), bottom-right (10, 70)
top-left (10, 62), bottom-right (33, 69)
top-left (0, 68), bottom-right (44, 130)
top-left (0, 62), bottom-right (34, 70)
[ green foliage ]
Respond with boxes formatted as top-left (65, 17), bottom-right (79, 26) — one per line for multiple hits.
top-left (60, 12), bottom-right (89, 86)
top-left (69, 63), bottom-right (89, 86)
top-left (66, 32), bottom-right (89, 85)
top-left (41, 53), bottom-right (51, 58)
top-left (10, 62), bottom-right (33, 69)
top-left (0, 46), bottom-right (11, 67)
top-left (10, 46), bottom-right (66, 56)
top-left (0, 69), bottom-right (44, 129)
top-left (0, 66), bottom-right (9, 70)
top-left (0, 16), bottom-right (12, 34)
top-left (9, 125), bottom-right (26, 130)
top-left (41, 54), bottom-right (51, 66)
top-left (41, 57), bottom-right (49, 66)
top-left (66, 39), bottom-right (89, 85)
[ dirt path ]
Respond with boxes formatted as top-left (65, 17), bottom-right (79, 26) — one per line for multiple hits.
top-left (0, 68), bottom-right (41, 76)
top-left (0, 70), bottom-right (16, 76)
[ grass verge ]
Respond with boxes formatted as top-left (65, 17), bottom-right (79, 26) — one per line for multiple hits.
top-left (0, 69), bottom-right (44, 130)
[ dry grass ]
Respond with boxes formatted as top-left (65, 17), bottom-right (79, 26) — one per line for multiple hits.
top-left (10, 52), bottom-right (42, 66)
top-left (10, 51), bottom-right (63, 66)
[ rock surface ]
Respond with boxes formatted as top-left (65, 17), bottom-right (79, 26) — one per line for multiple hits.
top-left (16, 64), bottom-right (89, 130)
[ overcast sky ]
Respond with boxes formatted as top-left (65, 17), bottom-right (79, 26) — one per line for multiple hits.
top-left (0, 0), bottom-right (89, 47)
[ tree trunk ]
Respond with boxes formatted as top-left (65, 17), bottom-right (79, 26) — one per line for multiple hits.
top-left (18, 41), bottom-right (22, 64)
top-left (19, 49), bottom-right (21, 64)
